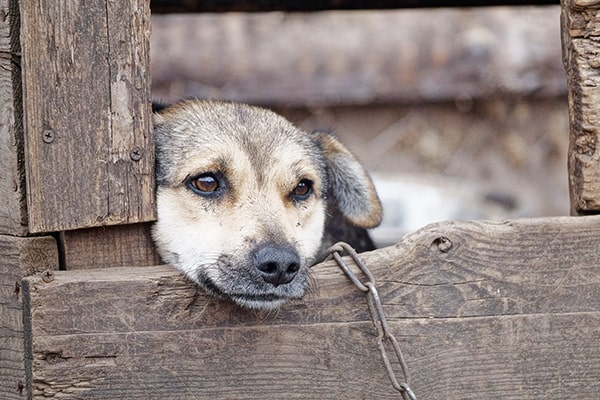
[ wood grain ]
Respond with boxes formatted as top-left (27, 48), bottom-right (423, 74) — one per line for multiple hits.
top-left (21, 216), bottom-right (600, 399)
top-left (0, 235), bottom-right (58, 400)
top-left (0, 0), bottom-right (27, 235)
top-left (152, 7), bottom-right (565, 107)
top-left (63, 223), bottom-right (161, 270)
top-left (21, 0), bottom-right (155, 233)
top-left (24, 315), bottom-right (600, 400)
top-left (562, 0), bottom-right (600, 213)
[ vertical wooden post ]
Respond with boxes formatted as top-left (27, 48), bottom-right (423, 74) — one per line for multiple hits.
top-left (561, 0), bottom-right (600, 215)
top-left (20, 0), bottom-right (155, 233)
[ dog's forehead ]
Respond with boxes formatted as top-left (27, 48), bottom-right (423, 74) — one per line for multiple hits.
top-left (155, 100), bottom-right (325, 184)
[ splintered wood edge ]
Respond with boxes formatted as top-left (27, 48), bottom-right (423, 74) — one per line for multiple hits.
top-left (573, 0), bottom-right (600, 8)
top-left (562, 0), bottom-right (600, 213)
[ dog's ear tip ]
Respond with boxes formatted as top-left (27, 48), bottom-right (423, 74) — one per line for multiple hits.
top-left (367, 203), bottom-right (384, 228)
top-left (347, 193), bottom-right (383, 229)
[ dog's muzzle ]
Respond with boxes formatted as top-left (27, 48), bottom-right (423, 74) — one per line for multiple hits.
top-left (194, 244), bottom-right (309, 310)
top-left (252, 245), bottom-right (301, 286)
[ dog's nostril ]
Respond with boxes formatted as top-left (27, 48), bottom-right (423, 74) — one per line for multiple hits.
top-left (253, 246), bottom-right (301, 286)
top-left (287, 262), bottom-right (299, 274)
top-left (262, 262), bottom-right (278, 275)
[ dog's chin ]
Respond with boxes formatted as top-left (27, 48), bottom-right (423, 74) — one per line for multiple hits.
top-left (230, 296), bottom-right (289, 311)
top-left (195, 274), bottom-right (307, 311)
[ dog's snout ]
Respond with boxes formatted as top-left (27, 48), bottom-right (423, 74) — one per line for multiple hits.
top-left (253, 246), bottom-right (301, 286)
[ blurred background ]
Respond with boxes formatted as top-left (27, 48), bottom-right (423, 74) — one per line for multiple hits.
top-left (150, 5), bottom-right (568, 246)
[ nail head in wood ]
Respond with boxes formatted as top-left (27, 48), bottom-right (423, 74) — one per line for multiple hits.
top-left (130, 146), bottom-right (144, 161)
top-left (42, 130), bottom-right (55, 144)
top-left (41, 270), bottom-right (54, 283)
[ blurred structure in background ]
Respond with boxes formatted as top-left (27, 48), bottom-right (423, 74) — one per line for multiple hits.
top-left (151, 6), bottom-right (568, 245)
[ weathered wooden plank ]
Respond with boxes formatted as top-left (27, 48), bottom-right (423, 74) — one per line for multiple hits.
top-left (24, 314), bottom-right (600, 400)
top-left (152, 7), bottom-right (565, 107)
top-left (0, 235), bottom-right (58, 400)
top-left (21, 0), bottom-right (155, 233)
top-left (63, 223), bottom-right (160, 270)
top-left (561, 0), bottom-right (600, 213)
top-left (21, 216), bottom-right (600, 399)
top-left (150, 0), bottom-right (559, 13)
top-left (0, 0), bottom-right (27, 235)
top-left (25, 216), bottom-right (600, 334)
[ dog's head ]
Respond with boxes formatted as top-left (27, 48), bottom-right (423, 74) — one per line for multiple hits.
top-left (152, 100), bottom-right (381, 310)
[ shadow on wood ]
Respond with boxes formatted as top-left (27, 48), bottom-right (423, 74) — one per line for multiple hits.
top-left (19, 216), bottom-right (600, 399)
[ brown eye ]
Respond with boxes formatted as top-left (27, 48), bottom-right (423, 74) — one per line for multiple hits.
top-left (189, 173), bottom-right (220, 194)
top-left (291, 179), bottom-right (313, 201)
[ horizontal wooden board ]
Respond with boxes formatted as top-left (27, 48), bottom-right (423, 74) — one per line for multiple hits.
top-left (0, 235), bottom-right (58, 400)
top-left (25, 314), bottom-right (600, 399)
top-left (21, 0), bottom-right (155, 233)
top-left (63, 223), bottom-right (160, 270)
top-left (151, 7), bottom-right (565, 107)
top-left (21, 216), bottom-right (600, 399)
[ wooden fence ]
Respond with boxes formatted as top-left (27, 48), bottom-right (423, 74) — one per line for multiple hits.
top-left (1, 0), bottom-right (600, 398)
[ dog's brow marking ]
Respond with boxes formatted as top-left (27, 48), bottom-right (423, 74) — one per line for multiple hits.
top-left (181, 156), bottom-right (230, 182)
top-left (238, 136), bottom-right (270, 187)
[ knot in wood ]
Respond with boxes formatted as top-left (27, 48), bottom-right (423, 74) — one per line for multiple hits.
top-left (433, 236), bottom-right (453, 253)
top-left (43, 352), bottom-right (64, 364)
top-left (16, 381), bottom-right (24, 395)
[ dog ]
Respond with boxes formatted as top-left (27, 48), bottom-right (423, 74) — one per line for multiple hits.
top-left (152, 99), bottom-right (382, 310)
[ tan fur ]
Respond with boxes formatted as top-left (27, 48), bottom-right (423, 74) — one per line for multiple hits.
top-left (152, 99), bottom-right (381, 310)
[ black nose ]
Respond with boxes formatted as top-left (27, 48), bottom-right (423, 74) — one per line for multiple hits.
top-left (253, 245), bottom-right (301, 286)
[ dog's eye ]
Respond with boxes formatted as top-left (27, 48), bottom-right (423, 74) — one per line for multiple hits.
top-left (291, 179), bottom-right (313, 201)
top-left (189, 173), bottom-right (220, 194)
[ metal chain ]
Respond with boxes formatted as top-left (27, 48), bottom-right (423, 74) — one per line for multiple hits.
top-left (327, 242), bottom-right (417, 400)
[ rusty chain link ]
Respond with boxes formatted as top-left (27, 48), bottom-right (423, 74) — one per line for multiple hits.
top-left (327, 242), bottom-right (417, 400)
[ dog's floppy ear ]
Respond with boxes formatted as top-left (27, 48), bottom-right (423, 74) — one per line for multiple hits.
top-left (311, 130), bottom-right (382, 229)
